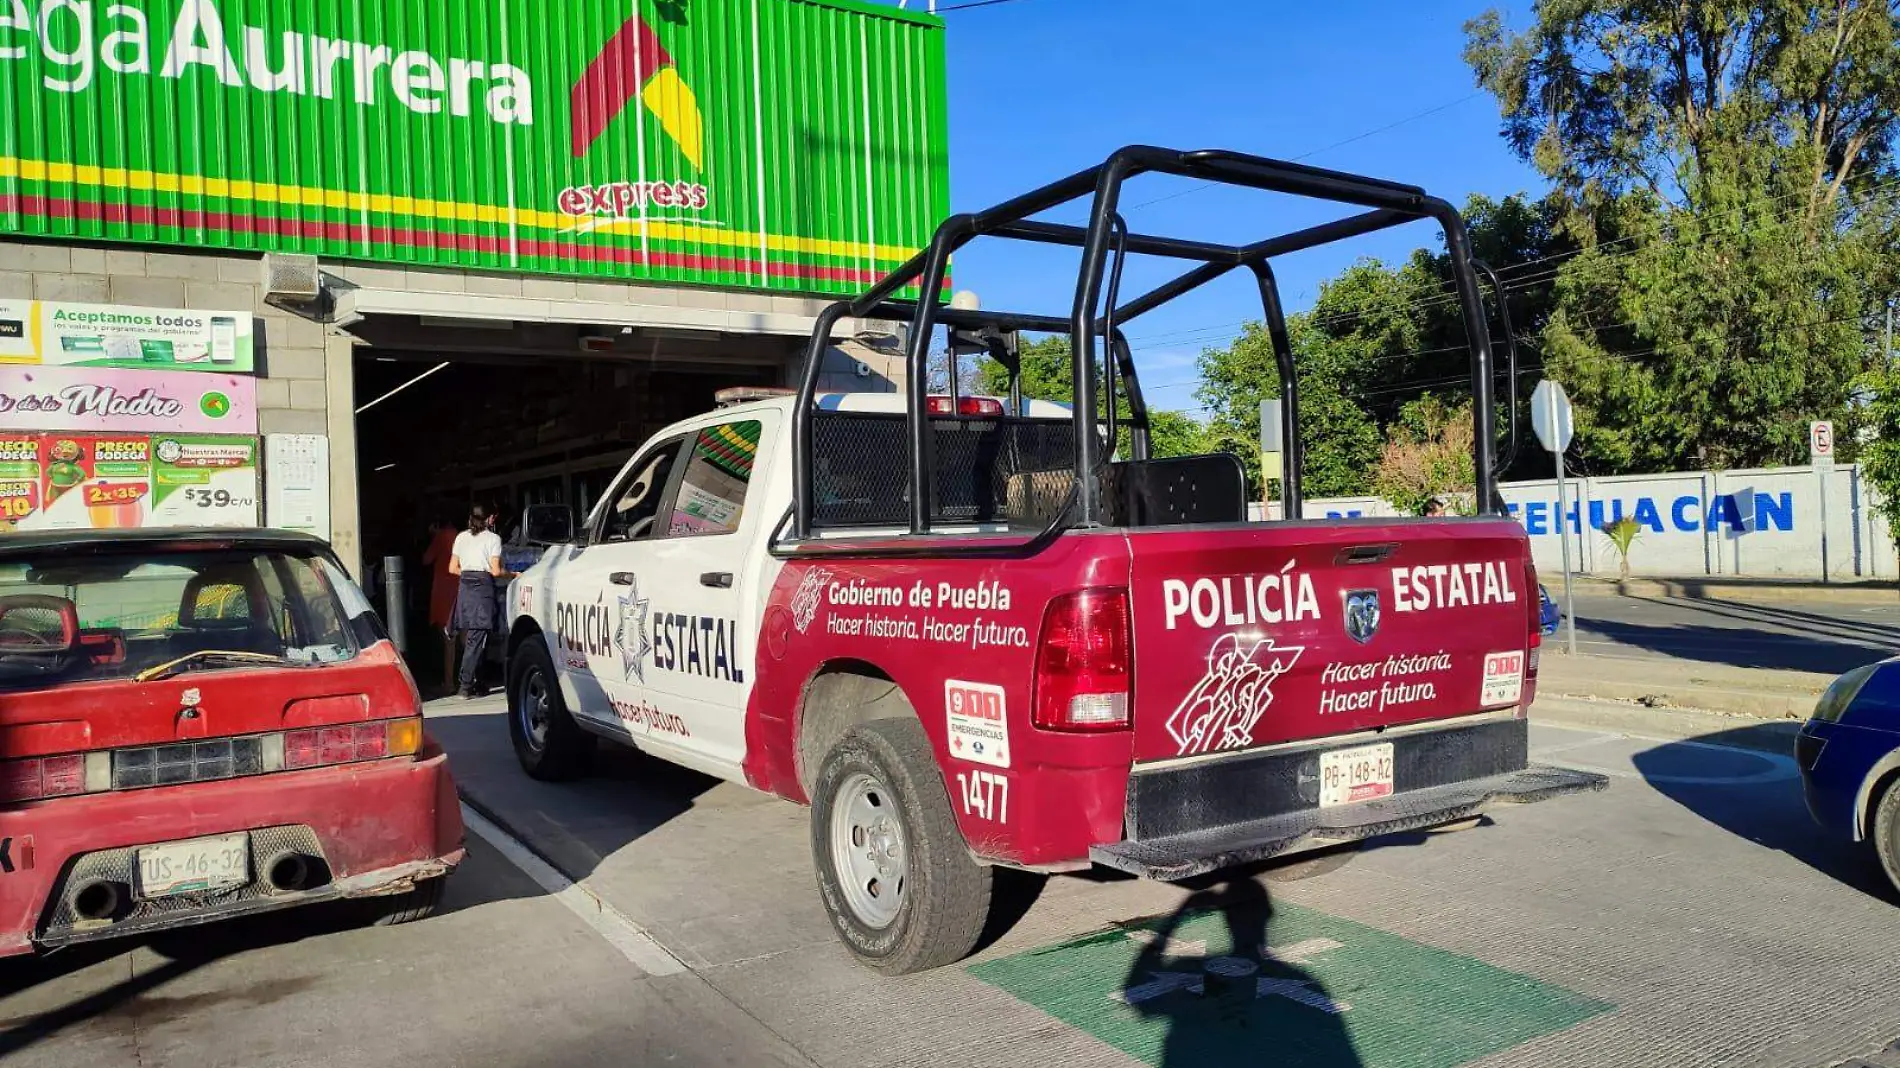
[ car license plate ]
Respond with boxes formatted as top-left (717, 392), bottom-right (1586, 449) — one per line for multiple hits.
top-left (1319, 743), bottom-right (1395, 808)
top-left (135, 833), bottom-right (250, 898)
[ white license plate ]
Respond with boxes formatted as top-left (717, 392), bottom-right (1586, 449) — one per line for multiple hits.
top-left (135, 833), bottom-right (250, 898)
top-left (1319, 743), bottom-right (1395, 808)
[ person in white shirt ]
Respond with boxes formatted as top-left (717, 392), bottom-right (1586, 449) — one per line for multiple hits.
top-left (447, 504), bottom-right (512, 698)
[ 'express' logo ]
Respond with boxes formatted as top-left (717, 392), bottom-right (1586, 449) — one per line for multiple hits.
top-left (570, 15), bottom-right (703, 167)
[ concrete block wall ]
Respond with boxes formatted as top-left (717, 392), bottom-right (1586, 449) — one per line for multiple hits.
top-left (2, 237), bottom-right (915, 573)
top-left (0, 239), bottom-right (332, 438)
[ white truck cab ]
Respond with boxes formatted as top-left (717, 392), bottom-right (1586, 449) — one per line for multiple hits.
top-left (505, 390), bottom-right (1057, 783)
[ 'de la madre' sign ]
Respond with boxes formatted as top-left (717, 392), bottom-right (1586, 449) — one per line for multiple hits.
top-left (0, 364), bottom-right (257, 434)
top-left (0, 0), bottom-right (949, 295)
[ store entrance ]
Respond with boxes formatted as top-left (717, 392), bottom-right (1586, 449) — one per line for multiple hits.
top-left (349, 327), bottom-right (787, 694)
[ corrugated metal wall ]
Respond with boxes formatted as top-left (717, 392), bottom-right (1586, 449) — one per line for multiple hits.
top-left (0, 0), bottom-right (948, 296)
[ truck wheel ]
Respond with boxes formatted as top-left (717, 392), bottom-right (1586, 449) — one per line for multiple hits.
top-left (508, 641), bottom-right (594, 781)
top-left (363, 877), bottom-right (447, 926)
top-left (1873, 779), bottom-right (1900, 896)
top-left (810, 719), bottom-right (993, 974)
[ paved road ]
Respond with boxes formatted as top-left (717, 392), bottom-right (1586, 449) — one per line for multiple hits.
top-left (6, 698), bottom-right (1898, 1068)
top-left (1559, 590), bottom-right (1898, 673)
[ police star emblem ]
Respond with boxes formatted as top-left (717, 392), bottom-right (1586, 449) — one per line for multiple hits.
top-left (615, 576), bottom-right (653, 681)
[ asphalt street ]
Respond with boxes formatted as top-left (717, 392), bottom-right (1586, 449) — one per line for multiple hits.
top-left (3, 697), bottom-right (1896, 1068)
top-left (1558, 589), bottom-right (1899, 674)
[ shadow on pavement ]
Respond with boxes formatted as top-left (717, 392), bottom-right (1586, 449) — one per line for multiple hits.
top-left (425, 706), bottom-right (720, 884)
top-left (1633, 727), bottom-right (1894, 902)
top-left (1574, 596), bottom-right (1895, 674)
top-left (0, 910), bottom-right (332, 1056)
top-left (0, 833), bottom-right (538, 1055)
top-left (1122, 877), bottom-right (1361, 1068)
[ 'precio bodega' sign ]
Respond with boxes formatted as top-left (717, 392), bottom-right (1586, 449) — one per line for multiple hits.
top-left (0, 0), bottom-right (946, 295)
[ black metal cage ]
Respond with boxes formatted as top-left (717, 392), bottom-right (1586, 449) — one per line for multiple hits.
top-left (791, 146), bottom-right (1509, 541)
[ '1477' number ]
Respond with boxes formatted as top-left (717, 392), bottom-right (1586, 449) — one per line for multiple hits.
top-left (955, 770), bottom-right (1009, 824)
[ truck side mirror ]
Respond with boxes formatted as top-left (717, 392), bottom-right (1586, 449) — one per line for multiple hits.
top-left (523, 504), bottom-right (575, 546)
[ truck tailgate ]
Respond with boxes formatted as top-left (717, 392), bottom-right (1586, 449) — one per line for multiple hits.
top-left (1126, 518), bottom-right (1534, 764)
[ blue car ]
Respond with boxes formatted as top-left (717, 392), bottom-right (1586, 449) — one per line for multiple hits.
top-left (1538, 584), bottom-right (1560, 636)
top-left (1797, 659), bottom-right (1900, 893)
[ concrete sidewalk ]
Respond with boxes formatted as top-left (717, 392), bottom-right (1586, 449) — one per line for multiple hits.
top-left (1537, 651), bottom-right (1834, 720)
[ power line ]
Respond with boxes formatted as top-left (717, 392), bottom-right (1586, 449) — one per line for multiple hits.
top-left (935, 0), bottom-right (1030, 10)
top-left (1125, 92), bottom-right (1486, 211)
top-left (1167, 308), bottom-right (1875, 414)
top-left (1124, 176), bottom-right (1900, 351)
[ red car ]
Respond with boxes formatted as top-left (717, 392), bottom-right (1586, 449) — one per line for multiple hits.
top-left (0, 529), bottom-right (463, 957)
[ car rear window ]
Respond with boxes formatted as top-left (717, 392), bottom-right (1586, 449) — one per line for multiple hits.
top-left (0, 547), bottom-right (380, 690)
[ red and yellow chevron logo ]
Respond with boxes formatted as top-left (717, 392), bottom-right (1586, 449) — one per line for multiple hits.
top-left (571, 16), bottom-right (704, 168)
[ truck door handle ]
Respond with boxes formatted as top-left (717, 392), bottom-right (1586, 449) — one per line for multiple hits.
top-left (700, 572), bottom-right (734, 588)
top-left (610, 572), bottom-right (636, 586)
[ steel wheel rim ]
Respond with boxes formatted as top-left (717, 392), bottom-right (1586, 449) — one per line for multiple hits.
top-left (829, 771), bottom-right (908, 930)
top-left (518, 668), bottom-right (550, 752)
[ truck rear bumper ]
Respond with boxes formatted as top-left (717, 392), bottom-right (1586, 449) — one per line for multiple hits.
top-left (1091, 715), bottom-right (1606, 880)
top-left (1091, 764), bottom-right (1604, 879)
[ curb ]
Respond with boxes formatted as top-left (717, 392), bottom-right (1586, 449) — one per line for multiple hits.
top-left (1536, 656), bottom-right (1831, 720)
top-left (1569, 575), bottom-right (1898, 606)
top-left (1530, 695), bottom-right (1802, 752)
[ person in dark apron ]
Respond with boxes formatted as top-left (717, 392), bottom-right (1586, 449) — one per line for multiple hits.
top-left (448, 505), bottom-right (510, 698)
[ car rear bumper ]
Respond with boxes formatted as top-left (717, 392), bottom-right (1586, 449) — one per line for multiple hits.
top-left (1090, 716), bottom-right (1607, 880)
top-left (0, 746), bottom-right (464, 956)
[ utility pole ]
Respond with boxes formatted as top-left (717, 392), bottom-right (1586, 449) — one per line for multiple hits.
top-left (1885, 299), bottom-right (1893, 366)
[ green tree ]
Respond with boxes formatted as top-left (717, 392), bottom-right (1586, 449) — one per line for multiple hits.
top-left (973, 336), bottom-right (1209, 458)
top-left (1372, 396), bottom-right (1479, 516)
top-left (1465, 0), bottom-right (1900, 473)
top-left (1193, 193), bottom-right (1570, 498)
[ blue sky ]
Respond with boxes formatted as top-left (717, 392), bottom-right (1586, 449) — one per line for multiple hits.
top-left (937, 0), bottom-right (1543, 414)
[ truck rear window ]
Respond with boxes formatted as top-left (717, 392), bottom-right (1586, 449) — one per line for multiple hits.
top-left (0, 548), bottom-right (376, 690)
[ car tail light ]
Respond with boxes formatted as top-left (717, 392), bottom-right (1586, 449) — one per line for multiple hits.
top-left (1033, 588), bottom-right (1133, 731)
top-left (283, 719), bottom-right (416, 770)
top-left (0, 754), bottom-right (90, 802)
top-left (925, 395), bottom-right (1005, 417)
top-left (1524, 561), bottom-right (1542, 680)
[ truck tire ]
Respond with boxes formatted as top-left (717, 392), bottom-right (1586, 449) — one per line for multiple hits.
top-left (810, 719), bottom-right (993, 974)
top-left (1873, 778), bottom-right (1900, 896)
top-left (363, 877), bottom-right (446, 927)
top-left (508, 640), bottom-right (594, 781)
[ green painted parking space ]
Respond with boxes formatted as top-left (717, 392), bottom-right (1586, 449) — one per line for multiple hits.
top-left (970, 884), bottom-right (1611, 1068)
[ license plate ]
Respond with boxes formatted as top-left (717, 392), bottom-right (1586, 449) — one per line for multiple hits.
top-left (135, 833), bottom-right (250, 898)
top-left (1319, 743), bottom-right (1395, 808)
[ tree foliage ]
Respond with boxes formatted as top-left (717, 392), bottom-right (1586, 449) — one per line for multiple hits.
top-left (1196, 194), bottom-right (1569, 497)
top-left (1372, 397), bottom-right (1479, 516)
top-left (1465, 0), bottom-right (1900, 475)
top-left (973, 336), bottom-right (1209, 458)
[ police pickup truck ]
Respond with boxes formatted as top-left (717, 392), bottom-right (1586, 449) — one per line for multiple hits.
top-left (503, 145), bottom-right (1604, 974)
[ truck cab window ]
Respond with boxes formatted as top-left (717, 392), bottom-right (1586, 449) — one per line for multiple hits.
top-left (599, 439), bottom-right (685, 543)
top-left (668, 421), bottom-right (762, 537)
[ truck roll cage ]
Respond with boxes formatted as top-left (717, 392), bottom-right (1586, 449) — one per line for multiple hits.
top-left (792, 145), bottom-right (1508, 541)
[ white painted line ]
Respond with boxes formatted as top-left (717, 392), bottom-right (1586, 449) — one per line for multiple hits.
top-left (461, 803), bottom-right (687, 977)
top-left (1528, 731), bottom-right (1626, 758)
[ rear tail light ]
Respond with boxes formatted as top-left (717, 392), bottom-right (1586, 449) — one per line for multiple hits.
top-left (1524, 561), bottom-right (1542, 680)
top-left (0, 717), bottom-right (423, 800)
top-left (0, 754), bottom-right (94, 802)
top-left (1033, 588), bottom-right (1133, 731)
top-left (282, 719), bottom-right (417, 770)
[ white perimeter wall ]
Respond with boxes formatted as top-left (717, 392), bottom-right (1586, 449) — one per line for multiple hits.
top-left (1254, 464), bottom-right (1897, 581)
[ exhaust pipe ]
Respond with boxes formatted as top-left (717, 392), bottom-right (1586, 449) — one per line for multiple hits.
top-left (262, 851), bottom-right (327, 894)
top-left (71, 879), bottom-right (127, 922)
